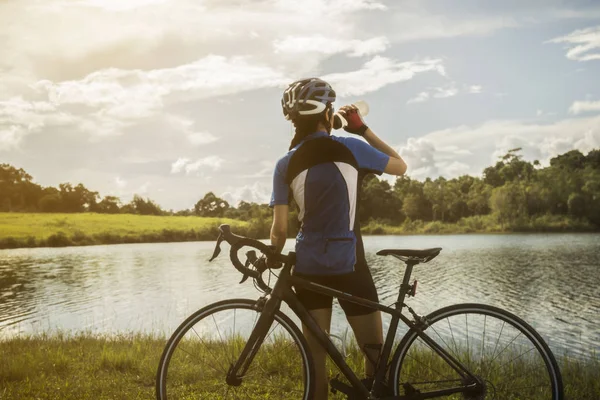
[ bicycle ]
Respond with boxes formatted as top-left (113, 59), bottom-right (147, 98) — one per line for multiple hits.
top-left (156, 224), bottom-right (564, 399)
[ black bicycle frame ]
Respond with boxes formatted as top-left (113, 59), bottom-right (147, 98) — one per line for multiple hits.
top-left (229, 260), bottom-right (482, 399)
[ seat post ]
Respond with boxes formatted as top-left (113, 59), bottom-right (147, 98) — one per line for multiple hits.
top-left (396, 259), bottom-right (418, 309)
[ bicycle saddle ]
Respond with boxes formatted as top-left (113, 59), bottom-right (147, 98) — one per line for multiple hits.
top-left (376, 248), bottom-right (442, 263)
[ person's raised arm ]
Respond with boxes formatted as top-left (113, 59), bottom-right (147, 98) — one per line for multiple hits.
top-left (363, 128), bottom-right (407, 176)
top-left (338, 105), bottom-right (407, 176)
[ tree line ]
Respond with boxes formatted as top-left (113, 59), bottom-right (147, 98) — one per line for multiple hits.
top-left (2, 147), bottom-right (600, 230)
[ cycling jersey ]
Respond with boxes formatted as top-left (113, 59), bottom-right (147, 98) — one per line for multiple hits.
top-left (270, 131), bottom-right (389, 275)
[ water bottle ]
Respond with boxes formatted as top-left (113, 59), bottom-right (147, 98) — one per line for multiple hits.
top-left (333, 100), bottom-right (369, 130)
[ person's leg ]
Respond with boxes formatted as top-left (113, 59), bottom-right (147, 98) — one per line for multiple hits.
top-left (303, 308), bottom-right (332, 400)
top-left (294, 273), bottom-right (334, 399)
top-left (346, 311), bottom-right (383, 377)
top-left (337, 258), bottom-right (383, 380)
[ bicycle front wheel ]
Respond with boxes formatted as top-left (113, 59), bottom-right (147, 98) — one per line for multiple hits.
top-left (390, 303), bottom-right (563, 399)
top-left (156, 299), bottom-right (314, 400)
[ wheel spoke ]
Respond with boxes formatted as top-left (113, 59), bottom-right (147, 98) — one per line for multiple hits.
top-left (158, 302), bottom-right (310, 399)
top-left (429, 324), bottom-right (461, 362)
top-left (393, 307), bottom-right (561, 400)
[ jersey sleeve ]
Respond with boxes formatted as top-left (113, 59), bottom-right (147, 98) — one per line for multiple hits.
top-left (335, 136), bottom-right (390, 175)
top-left (269, 157), bottom-right (289, 207)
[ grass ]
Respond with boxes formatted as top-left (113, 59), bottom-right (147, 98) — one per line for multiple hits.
top-left (0, 212), bottom-right (597, 250)
top-left (361, 214), bottom-right (597, 235)
top-left (0, 334), bottom-right (597, 399)
top-left (0, 213), bottom-right (251, 249)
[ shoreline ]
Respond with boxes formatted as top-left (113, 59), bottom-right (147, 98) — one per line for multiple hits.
top-left (1, 212), bottom-right (598, 250)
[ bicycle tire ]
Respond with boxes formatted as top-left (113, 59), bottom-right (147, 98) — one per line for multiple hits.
top-left (156, 298), bottom-right (315, 399)
top-left (390, 303), bottom-right (563, 399)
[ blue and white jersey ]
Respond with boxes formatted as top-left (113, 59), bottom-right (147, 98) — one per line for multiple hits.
top-left (270, 131), bottom-right (389, 275)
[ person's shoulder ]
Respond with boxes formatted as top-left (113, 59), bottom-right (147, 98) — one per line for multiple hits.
top-left (331, 134), bottom-right (364, 143)
top-left (275, 149), bottom-right (295, 171)
top-left (330, 135), bottom-right (367, 149)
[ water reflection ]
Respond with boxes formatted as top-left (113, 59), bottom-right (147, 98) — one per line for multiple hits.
top-left (0, 234), bottom-right (598, 358)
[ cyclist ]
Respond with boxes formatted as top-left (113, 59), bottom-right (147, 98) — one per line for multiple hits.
top-left (269, 78), bottom-right (407, 399)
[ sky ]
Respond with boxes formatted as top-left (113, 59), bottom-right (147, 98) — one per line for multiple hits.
top-left (1, 0), bottom-right (600, 210)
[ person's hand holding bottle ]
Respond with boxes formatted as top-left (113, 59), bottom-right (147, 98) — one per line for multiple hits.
top-left (336, 101), bottom-right (369, 136)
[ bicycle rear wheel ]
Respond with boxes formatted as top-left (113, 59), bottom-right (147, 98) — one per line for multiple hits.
top-left (156, 299), bottom-right (314, 400)
top-left (390, 304), bottom-right (563, 399)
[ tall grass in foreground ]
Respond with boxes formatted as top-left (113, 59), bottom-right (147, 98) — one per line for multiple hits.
top-left (0, 334), bottom-right (597, 399)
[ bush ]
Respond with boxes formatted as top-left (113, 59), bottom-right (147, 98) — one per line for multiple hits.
top-left (46, 232), bottom-right (73, 247)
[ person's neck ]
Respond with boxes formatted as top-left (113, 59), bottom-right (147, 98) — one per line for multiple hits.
top-left (315, 124), bottom-right (329, 134)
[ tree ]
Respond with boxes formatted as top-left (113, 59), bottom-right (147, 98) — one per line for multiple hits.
top-left (38, 194), bottom-right (62, 212)
top-left (484, 149), bottom-right (535, 187)
top-left (567, 193), bottom-right (586, 218)
top-left (402, 194), bottom-right (426, 221)
top-left (360, 176), bottom-right (403, 224)
top-left (490, 182), bottom-right (528, 227)
top-left (0, 164), bottom-right (43, 211)
top-left (550, 150), bottom-right (586, 170)
top-left (130, 195), bottom-right (163, 215)
top-left (194, 192), bottom-right (230, 217)
top-left (586, 149), bottom-right (600, 168)
top-left (58, 183), bottom-right (99, 212)
top-left (97, 196), bottom-right (121, 214)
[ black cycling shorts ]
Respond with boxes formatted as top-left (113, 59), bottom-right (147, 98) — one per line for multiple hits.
top-left (293, 259), bottom-right (379, 317)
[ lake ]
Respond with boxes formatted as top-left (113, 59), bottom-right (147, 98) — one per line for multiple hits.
top-left (1, 234), bottom-right (598, 358)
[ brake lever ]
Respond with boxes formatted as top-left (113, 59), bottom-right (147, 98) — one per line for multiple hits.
top-left (208, 233), bottom-right (224, 262)
top-left (239, 250), bottom-right (258, 284)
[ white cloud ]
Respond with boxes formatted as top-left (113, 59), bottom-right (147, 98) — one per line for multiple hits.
top-left (398, 137), bottom-right (439, 179)
top-left (184, 156), bottom-right (225, 174)
top-left (324, 57), bottom-right (446, 96)
top-left (408, 114), bottom-right (600, 176)
top-left (0, 0), bottom-right (387, 87)
top-left (171, 156), bottom-right (224, 175)
top-left (2, 53), bottom-right (445, 148)
top-left (392, 12), bottom-right (519, 42)
top-left (166, 115), bottom-right (218, 146)
top-left (407, 83), bottom-right (458, 104)
top-left (0, 126), bottom-right (22, 152)
top-left (407, 92), bottom-right (430, 104)
top-left (548, 26), bottom-right (600, 62)
top-left (35, 55), bottom-right (287, 117)
top-left (0, 97), bottom-right (73, 149)
top-left (273, 35), bottom-right (389, 57)
top-left (432, 84), bottom-right (458, 99)
top-left (569, 100), bottom-right (600, 115)
top-left (170, 157), bottom-right (190, 174)
top-left (4, 55), bottom-right (287, 142)
top-left (115, 176), bottom-right (127, 188)
top-left (221, 181), bottom-right (272, 206)
top-left (468, 85), bottom-right (482, 94)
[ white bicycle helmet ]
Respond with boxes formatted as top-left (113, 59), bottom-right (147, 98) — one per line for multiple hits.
top-left (281, 78), bottom-right (336, 120)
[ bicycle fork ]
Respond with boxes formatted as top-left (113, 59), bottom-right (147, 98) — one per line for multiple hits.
top-left (226, 295), bottom-right (279, 385)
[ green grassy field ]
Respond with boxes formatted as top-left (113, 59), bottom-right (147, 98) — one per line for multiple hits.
top-left (361, 214), bottom-right (597, 235)
top-left (0, 212), bottom-right (597, 250)
top-left (0, 334), bottom-right (597, 399)
top-left (0, 213), bottom-right (251, 249)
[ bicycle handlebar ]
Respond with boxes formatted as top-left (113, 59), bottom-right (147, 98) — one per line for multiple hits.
top-left (208, 224), bottom-right (292, 292)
